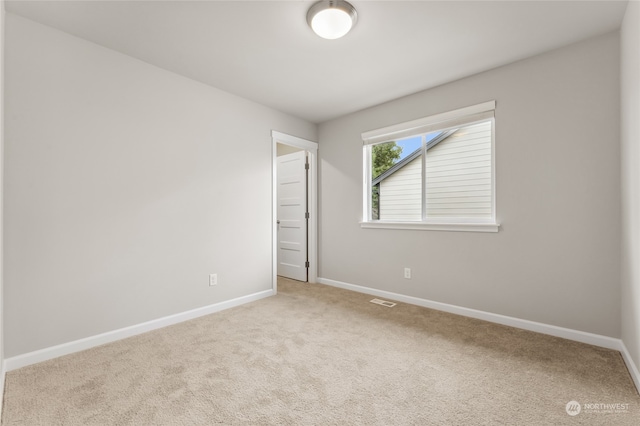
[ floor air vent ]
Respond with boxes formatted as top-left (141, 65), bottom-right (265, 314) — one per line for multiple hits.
top-left (370, 298), bottom-right (396, 308)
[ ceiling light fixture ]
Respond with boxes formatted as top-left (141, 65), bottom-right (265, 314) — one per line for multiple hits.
top-left (307, 0), bottom-right (358, 40)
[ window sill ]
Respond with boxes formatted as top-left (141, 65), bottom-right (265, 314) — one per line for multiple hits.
top-left (360, 221), bottom-right (500, 233)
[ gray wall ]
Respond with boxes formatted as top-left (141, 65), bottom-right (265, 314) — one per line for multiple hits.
top-left (0, 0), bottom-right (5, 398)
top-left (318, 32), bottom-right (621, 337)
top-left (621, 1), bottom-right (640, 373)
top-left (3, 14), bottom-right (316, 357)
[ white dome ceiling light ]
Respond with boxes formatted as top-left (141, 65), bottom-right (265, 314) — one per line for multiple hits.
top-left (307, 0), bottom-right (358, 40)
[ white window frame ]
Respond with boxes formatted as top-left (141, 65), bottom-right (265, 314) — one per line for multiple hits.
top-left (361, 101), bottom-right (499, 233)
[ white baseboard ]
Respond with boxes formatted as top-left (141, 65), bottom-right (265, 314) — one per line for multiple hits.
top-left (318, 277), bottom-right (640, 393)
top-left (619, 341), bottom-right (640, 394)
top-left (0, 357), bottom-right (5, 419)
top-left (4, 289), bottom-right (274, 372)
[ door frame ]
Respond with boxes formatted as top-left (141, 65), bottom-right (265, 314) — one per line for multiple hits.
top-left (272, 131), bottom-right (318, 292)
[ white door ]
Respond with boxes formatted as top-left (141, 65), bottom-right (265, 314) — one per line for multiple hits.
top-left (277, 150), bottom-right (308, 281)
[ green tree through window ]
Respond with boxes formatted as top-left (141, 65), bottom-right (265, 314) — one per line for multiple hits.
top-left (371, 142), bottom-right (402, 219)
top-left (372, 142), bottom-right (402, 178)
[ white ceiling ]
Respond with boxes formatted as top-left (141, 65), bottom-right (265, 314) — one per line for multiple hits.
top-left (6, 0), bottom-right (628, 123)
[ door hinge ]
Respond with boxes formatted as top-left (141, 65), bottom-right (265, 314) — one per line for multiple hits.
top-left (305, 212), bottom-right (310, 219)
top-left (305, 162), bottom-right (310, 170)
top-left (305, 261), bottom-right (310, 268)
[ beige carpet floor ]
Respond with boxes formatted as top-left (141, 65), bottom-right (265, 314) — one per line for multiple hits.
top-left (2, 278), bottom-right (639, 425)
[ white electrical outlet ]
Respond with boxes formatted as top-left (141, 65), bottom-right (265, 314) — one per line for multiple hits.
top-left (404, 268), bottom-right (411, 279)
top-left (209, 273), bottom-right (218, 286)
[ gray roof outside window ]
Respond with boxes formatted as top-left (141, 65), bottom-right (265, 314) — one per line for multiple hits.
top-left (371, 129), bottom-right (457, 186)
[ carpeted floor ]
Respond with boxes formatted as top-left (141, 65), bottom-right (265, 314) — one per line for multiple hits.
top-left (2, 277), bottom-right (639, 425)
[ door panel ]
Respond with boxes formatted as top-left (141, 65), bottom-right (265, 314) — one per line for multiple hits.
top-left (277, 150), bottom-right (308, 281)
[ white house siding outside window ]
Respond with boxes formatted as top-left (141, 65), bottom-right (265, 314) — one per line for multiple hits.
top-left (362, 101), bottom-right (499, 232)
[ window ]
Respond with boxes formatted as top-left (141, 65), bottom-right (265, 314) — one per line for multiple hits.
top-left (362, 101), bottom-right (498, 232)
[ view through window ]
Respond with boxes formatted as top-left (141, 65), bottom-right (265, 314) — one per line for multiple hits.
top-left (365, 112), bottom-right (494, 225)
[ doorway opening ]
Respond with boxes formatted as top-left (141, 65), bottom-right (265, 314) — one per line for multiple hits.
top-left (272, 131), bottom-right (318, 293)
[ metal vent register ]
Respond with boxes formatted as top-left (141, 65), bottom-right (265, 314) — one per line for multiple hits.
top-left (370, 298), bottom-right (397, 308)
